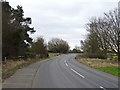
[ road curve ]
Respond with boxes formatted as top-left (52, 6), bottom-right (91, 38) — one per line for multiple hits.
top-left (32, 54), bottom-right (119, 89)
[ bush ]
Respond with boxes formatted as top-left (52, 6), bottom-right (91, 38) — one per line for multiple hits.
top-left (25, 51), bottom-right (36, 58)
top-left (112, 56), bottom-right (118, 60)
top-left (84, 53), bottom-right (107, 59)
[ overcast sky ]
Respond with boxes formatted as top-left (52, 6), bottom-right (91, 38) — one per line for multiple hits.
top-left (8, 0), bottom-right (119, 49)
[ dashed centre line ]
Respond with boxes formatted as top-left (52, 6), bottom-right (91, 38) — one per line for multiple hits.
top-left (63, 60), bottom-right (109, 89)
top-left (64, 60), bottom-right (107, 89)
top-left (64, 60), bottom-right (68, 66)
top-left (100, 86), bottom-right (107, 90)
top-left (70, 68), bottom-right (85, 78)
top-left (64, 60), bottom-right (85, 78)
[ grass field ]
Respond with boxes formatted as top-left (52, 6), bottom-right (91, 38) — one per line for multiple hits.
top-left (76, 55), bottom-right (119, 77)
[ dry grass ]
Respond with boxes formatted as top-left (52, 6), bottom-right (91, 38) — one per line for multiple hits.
top-left (76, 55), bottom-right (118, 68)
top-left (76, 55), bottom-right (119, 76)
top-left (2, 58), bottom-right (46, 81)
top-left (2, 60), bottom-right (25, 73)
top-left (49, 53), bottom-right (63, 58)
top-left (2, 53), bottom-right (62, 81)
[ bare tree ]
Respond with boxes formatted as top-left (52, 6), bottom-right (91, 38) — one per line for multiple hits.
top-left (103, 9), bottom-right (120, 60)
top-left (81, 8), bottom-right (120, 60)
top-left (48, 38), bottom-right (70, 53)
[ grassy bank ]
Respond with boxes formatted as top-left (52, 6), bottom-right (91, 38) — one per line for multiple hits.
top-left (2, 58), bottom-right (47, 81)
top-left (95, 66), bottom-right (119, 76)
top-left (76, 55), bottom-right (119, 77)
top-left (2, 53), bottom-right (62, 81)
top-left (49, 53), bottom-right (63, 58)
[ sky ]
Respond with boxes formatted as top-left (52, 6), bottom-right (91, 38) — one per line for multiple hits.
top-left (7, 0), bottom-right (119, 49)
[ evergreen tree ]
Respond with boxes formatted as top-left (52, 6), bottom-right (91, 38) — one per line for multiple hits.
top-left (2, 1), bottom-right (35, 60)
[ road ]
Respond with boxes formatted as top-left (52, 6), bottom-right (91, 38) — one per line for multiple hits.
top-left (3, 54), bottom-right (119, 89)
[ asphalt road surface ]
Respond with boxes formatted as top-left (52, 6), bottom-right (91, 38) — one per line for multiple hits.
top-left (3, 54), bottom-right (119, 89)
top-left (32, 54), bottom-right (118, 89)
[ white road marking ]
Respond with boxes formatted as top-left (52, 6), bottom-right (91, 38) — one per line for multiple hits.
top-left (100, 86), bottom-right (106, 90)
top-left (64, 60), bottom-right (68, 66)
top-left (70, 68), bottom-right (85, 78)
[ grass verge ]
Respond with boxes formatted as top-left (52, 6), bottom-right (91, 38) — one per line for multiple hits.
top-left (2, 58), bottom-right (47, 82)
top-left (49, 53), bottom-right (63, 58)
top-left (2, 53), bottom-right (62, 82)
top-left (76, 55), bottom-right (119, 77)
top-left (94, 66), bottom-right (120, 77)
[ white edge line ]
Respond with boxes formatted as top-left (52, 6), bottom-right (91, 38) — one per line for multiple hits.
top-left (70, 68), bottom-right (85, 78)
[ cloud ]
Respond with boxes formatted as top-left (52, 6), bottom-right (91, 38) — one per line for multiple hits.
top-left (8, 0), bottom-right (119, 49)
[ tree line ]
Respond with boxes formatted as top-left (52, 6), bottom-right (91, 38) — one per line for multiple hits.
top-left (81, 8), bottom-right (120, 60)
top-left (48, 38), bottom-right (69, 53)
top-left (2, 1), bottom-right (71, 60)
top-left (2, 1), bottom-right (35, 60)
